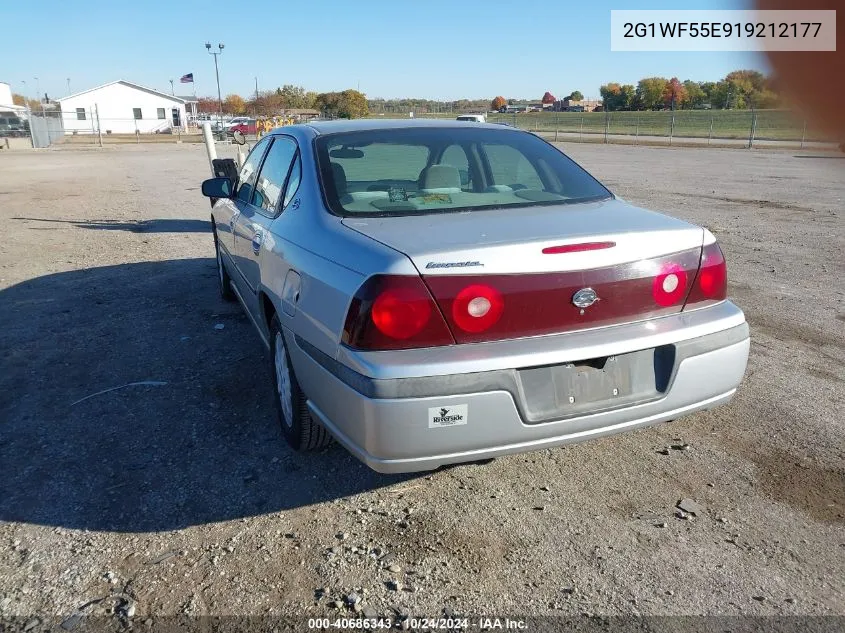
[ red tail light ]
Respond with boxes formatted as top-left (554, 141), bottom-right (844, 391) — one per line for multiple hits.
top-left (424, 247), bottom-right (703, 344)
top-left (342, 275), bottom-right (454, 350)
top-left (685, 242), bottom-right (727, 307)
top-left (451, 284), bottom-right (505, 333)
top-left (652, 263), bottom-right (688, 307)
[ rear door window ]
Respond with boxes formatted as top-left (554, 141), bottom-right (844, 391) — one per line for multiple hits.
top-left (484, 143), bottom-right (544, 190)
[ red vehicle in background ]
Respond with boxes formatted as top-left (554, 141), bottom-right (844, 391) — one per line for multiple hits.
top-left (227, 119), bottom-right (257, 136)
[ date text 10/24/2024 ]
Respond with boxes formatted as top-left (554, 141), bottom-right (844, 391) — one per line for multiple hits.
top-left (307, 617), bottom-right (529, 630)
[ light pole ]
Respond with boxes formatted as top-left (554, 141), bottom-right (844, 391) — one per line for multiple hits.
top-left (34, 76), bottom-right (44, 117)
top-left (205, 42), bottom-right (225, 139)
top-left (169, 79), bottom-right (174, 96)
top-left (67, 78), bottom-right (71, 95)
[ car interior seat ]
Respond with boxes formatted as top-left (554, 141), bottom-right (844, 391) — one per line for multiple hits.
top-left (419, 165), bottom-right (462, 193)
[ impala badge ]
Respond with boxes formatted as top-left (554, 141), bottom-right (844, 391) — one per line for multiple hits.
top-left (572, 287), bottom-right (599, 309)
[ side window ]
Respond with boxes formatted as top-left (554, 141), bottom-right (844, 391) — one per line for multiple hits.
top-left (282, 154), bottom-right (302, 209)
top-left (251, 137), bottom-right (297, 213)
top-left (484, 143), bottom-right (544, 190)
top-left (439, 145), bottom-right (471, 188)
top-left (235, 136), bottom-right (271, 204)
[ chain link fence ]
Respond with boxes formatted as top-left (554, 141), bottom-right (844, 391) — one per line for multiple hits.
top-left (394, 109), bottom-right (836, 149)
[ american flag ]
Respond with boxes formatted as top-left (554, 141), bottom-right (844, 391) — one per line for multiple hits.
top-left (180, 73), bottom-right (194, 83)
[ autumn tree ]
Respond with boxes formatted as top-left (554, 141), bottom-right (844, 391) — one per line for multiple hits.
top-left (491, 96), bottom-right (507, 111)
top-left (316, 90), bottom-right (368, 119)
top-left (541, 91), bottom-right (556, 105)
top-left (223, 93), bottom-right (246, 115)
top-left (636, 77), bottom-right (669, 110)
top-left (599, 83), bottom-right (633, 110)
top-left (197, 97), bottom-right (220, 114)
top-left (662, 77), bottom-right (687, 109)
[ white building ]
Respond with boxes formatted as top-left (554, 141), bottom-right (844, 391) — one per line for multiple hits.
top-left (57, 80), bottom-right (187, 134)
top-left (0, 81), bottom-right (28, 117)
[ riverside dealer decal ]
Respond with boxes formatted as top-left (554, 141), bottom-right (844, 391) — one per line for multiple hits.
top-left (428, 404), bottom-right (468, 428)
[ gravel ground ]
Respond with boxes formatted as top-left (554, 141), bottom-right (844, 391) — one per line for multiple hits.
top-left (0, 142), bottom-right (842, 626)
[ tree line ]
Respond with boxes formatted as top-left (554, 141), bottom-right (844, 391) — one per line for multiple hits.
top-left (600, 70), bottom-right (779, 111)
top-left (198, 85), bottom-right (368, 118)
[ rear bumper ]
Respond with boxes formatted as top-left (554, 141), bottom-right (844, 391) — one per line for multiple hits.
top-left (288, 302), bottom-right (749, 473)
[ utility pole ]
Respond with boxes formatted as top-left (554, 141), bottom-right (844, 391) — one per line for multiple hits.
top-left (206, 42), bottom-right (225, 139)
top-left (169, 79), bottom-right (175, 96)
top-left (67, 78), bottom-right (71, 96)
top-left (254, 77), bottom-right (259, 116)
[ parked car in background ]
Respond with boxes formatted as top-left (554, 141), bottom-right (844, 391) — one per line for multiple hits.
top-left (201, 119), bottom-right (749, 473)
top-left (0, 113), bottom-right (27, 137)
top-left (456, 114), bottom-right (486, 123)
top-left (225, 117), bottom-right (251, 130)
top-left (227, 119), bottom-right (257, 136)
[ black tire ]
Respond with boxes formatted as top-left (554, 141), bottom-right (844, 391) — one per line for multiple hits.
top-left (213, 226), bottom-right (236, 302)
top-left (269, 314), bottom-right (332, 451)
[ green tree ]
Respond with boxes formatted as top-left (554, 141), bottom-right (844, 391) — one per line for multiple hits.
top-left (278, 84), bottom-right (309, 108)
top-left (636, 77), bottom-right (669, 110)
top-left (568, 90), bottom-right (584, 101)
top-left (682, 81), bottom-right (706, 109)
top-left (698, 81), bottom-right (718, 107)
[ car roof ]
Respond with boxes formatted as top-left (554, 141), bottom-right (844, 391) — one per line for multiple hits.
top-left (303, 118), bottom-right (509, 135)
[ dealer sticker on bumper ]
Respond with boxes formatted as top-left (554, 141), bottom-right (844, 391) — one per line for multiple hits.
top-left (428, 404), bottom-right (468, 428)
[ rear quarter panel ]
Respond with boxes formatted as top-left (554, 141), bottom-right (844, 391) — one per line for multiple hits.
top-left (258, 128), bottom-right (417, 360)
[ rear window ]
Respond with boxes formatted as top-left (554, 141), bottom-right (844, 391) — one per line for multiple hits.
top-left (315, 127), bottom-right (610, 216)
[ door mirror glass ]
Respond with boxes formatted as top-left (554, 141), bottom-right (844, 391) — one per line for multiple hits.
top-left (232, 130), bottom-right (246, 145)
top-left (201, 177), bottom-right (233, 198)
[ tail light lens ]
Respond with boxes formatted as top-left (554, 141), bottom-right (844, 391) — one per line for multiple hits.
top-left (452, 284), bottom-right (505, 333)
top-left (342, 275), bottom-right (454, 350)
top-left (652, 264), bottom-right (688, 307)
top-left (684, 242), bottom-right (727, 308)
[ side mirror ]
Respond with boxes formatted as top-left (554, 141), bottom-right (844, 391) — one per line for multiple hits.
top-left (232, 130), bottom-right (246, 145)
top-left (201, 177), bottom-right (233, 198)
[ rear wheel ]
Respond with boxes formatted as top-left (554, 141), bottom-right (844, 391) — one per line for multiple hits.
top-left (213, 227), bottom-right (236, 302)
top-left (270, 314), bottom-right (332, 451)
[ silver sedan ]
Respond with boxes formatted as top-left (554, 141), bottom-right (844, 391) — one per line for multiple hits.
top-left (202, 119), bottom-right (749, 473)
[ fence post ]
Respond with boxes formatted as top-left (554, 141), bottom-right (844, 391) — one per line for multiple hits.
top-left (26, 105), bottom-right (35, 148)
top-left (800, 119), bottom-right (806, 149)
top-left (748, 110), bottom-right (757, 149)
top-left (635, 113), bottom-right (639, 145)
top-left (604, 112), bottom-right (609, 144)
top-left (90, 107), bottom-right (96, 142)
top-left (579, 115), bottom-right (583, 142)
top-left (708, 113), bottom-right (713, 145)
top-left (554, 110), bottom-right (558, 142)
top-left (95, 104), bottom-right (103, 148)
top-left (669, 111), bottom-right (675, 146)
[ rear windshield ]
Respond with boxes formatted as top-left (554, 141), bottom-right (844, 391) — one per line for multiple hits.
top-left (315, 127), bottom-right (611, 216)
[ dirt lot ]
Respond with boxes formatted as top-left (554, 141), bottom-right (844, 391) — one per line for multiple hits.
top-left (0, 142), bottom-right (843, 626)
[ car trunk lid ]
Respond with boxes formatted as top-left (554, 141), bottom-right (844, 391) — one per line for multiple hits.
top-left (341, 198), bottom-right (706, 343)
